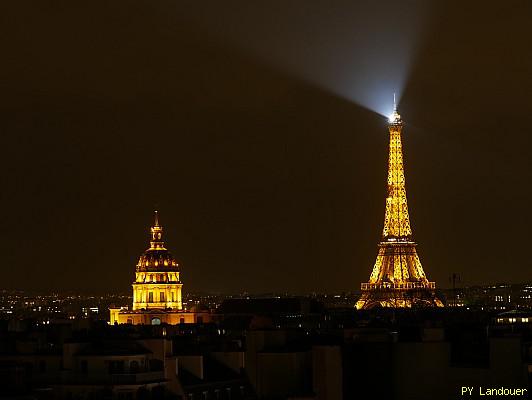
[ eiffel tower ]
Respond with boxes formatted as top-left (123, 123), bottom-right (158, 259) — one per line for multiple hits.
top-left (356, 100), bottom-right (443, 309)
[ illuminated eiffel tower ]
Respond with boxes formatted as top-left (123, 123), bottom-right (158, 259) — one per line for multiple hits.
top-left (356, 99), bottom-right (443, 309)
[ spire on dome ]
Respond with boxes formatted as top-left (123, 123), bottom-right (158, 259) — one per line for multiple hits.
top-left (150, 210), bottom-right (165, 250)
top-left (136, 210), bottom-right (179, 273)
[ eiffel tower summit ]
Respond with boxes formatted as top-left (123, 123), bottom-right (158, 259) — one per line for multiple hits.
top-left (356, 99), bottom-right (443, 309)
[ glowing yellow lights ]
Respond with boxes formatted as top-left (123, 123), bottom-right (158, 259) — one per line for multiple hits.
top-left (131, 211), bottom-right (184, 311)
top-left (382, 122), bottom-right (412, 239)
top-left (356, 105), bottom-right (442, 310)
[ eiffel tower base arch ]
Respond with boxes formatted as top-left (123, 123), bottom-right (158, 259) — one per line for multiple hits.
top-left (356, 287), bottom-right (444, 310)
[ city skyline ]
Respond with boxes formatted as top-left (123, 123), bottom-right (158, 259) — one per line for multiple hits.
top-left (2, 1), bottom-right (532, 294)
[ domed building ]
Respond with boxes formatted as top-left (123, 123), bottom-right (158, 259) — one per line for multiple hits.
top-left (132, 212), bottom-right (183, 311)
top-left (110, 212), bottom-right (210, 325)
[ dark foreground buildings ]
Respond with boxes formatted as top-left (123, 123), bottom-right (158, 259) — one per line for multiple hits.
top-left (1, 199), bottom-right (529, 399)
top-left (0, 297), bottom-right (531, 400)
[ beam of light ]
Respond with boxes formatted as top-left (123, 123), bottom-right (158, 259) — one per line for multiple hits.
top-left (175, 0), bottom-right (433, 117)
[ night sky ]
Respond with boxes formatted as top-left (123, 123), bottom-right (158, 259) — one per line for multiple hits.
top-left (1, 1), bottom-right (532, 293)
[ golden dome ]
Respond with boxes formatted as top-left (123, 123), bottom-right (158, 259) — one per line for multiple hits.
top-left (135, 211), bottom-right (180, 273)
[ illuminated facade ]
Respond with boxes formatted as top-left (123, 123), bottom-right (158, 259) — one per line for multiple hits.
top-left (110, 212), bottom-right (210, 325)
top-left (356, 103), bottom-right (443, 309)
top-left (132, 212), bottom-right (183, 311)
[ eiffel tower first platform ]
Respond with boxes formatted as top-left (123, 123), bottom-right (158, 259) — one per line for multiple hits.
top-left (356, 100), bottom-right (443, 309)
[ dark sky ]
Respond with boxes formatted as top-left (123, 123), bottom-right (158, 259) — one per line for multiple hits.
top-left (1, 1), bottom-right (531, 294)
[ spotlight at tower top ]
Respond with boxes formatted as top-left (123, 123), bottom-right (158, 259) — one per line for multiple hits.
top-left (388, 94), bottom-right (402, 124)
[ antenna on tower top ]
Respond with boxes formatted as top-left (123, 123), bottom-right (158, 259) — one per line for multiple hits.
top-left (154, 210), bottom-right (159, 227)
top-left (388, 93), bottom-right (401, 124)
